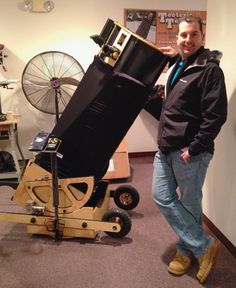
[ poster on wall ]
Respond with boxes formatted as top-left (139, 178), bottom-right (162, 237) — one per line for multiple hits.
top-left (124, 9), bottom-right (207, 50)
top-left (125, 10), bottom-right (157, 43)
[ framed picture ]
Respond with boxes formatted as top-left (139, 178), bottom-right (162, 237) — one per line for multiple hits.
top-left (124, 9), bottom-right (207, 49)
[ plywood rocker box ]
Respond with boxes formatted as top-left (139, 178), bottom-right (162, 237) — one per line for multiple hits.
top-left (0, 17), bottom-right (168, 240)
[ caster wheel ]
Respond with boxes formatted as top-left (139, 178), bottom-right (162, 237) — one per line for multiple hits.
top-left (102, 207), bottom-right (131, 238)
top-left (113, 185), bottom-right (140, 210)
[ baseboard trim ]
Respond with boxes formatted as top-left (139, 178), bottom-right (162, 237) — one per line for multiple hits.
top-left (129, 151), bottom-right (156, 158)
top-left (203, 214), bottom-right (236, 258)
top-left (21, 153), bottom-right (236, 257)
top-left (129, 151), bottom-right (236, 258)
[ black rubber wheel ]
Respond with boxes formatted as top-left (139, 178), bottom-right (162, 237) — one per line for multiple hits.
top-left (113, 185), bottom-right (140, 210)
top-left (102, 208), bottom-right (132, 238)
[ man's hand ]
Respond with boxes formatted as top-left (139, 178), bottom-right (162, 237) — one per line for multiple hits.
top-left (181, 147), bottom-right (191, 163)
top-left (159, 46), bottom-right (178, 58)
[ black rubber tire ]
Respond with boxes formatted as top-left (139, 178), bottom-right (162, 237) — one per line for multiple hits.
top-left (113, 185), bottom-right (140, 210)
top-left (102, 207), bottom-right (132, 238)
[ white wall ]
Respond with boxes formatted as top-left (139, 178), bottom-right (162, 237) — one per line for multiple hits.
top-left (204, 0), bottom-right (236, 246)
top-left (0, 0), bottom-right (207, 158)
top-left (0, 0), bottom-right (234, 248)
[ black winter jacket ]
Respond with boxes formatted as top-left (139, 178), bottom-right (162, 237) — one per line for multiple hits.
top-left (145, 46), bottom-right (228, 156)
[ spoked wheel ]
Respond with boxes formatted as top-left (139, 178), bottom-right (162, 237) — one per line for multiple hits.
top-left (21, 51), bottom-right (85, 117)
top-left (102, 208), bottom-right (132, 238)
top-left (113, 185), bottom-right (140, 210)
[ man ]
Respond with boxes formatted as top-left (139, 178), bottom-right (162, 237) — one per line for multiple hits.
top-left (145, 16), bottom-right (227, 283)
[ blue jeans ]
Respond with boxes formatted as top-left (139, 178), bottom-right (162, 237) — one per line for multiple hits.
top-left (152, 150), bottom-right (213, 258)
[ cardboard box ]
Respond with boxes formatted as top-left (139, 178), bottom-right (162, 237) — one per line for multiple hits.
top-left (103, 139), bottom-right (130, 180)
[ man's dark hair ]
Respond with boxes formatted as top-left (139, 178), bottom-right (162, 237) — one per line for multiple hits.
top-left (178, 16), bottom-right (203, 34)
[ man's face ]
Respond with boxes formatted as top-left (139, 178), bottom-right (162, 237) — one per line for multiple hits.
top-left (176, 21), bottom-right (204, 60)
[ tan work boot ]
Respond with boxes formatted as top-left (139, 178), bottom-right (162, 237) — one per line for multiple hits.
top-left (197, 238), bottom-right (221, 283)
top-left (168, 252), bottom-right (192, 275)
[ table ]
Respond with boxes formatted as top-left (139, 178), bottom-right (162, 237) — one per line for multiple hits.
top-left (0, 117), bottom-right (24, 183)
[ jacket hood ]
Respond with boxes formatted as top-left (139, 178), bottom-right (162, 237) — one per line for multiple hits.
top-left (189, 47), bottom-right (223, 68)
